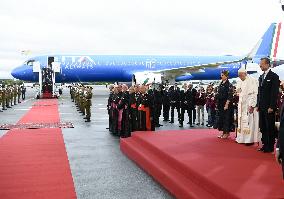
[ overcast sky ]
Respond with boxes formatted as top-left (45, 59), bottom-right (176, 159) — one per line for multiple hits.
top-left (0, 0), bottom-right (283, 78)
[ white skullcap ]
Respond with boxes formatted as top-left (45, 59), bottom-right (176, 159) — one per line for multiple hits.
top-left (238, 67), bottom-right (247, 73)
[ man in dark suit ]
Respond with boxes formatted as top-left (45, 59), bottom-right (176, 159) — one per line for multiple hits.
top-left (256, 57), bottom-right (279, 153)
top-left (169, 83), bottom-right (180, 123)
top-left (276, 97), bottom-right (284, 178)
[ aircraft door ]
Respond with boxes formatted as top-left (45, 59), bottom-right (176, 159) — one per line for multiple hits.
top-left (41, 56), bottom-right (55, 96)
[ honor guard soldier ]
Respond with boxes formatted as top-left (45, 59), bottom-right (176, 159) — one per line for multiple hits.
top-left (2, 86), bottom-right (7, 110)
top-left (0, 87), bottom-right (3, 112)
top-left (70, 84), bottom-right (75, 102)
top-left (6, 86), bottom-right (11, 108)
top-left (79, 86), bottom-right (86, 116)
top-left (13, 85), bottom-right (17, 105)
top-left (84, 86), bottom-right (93, 122)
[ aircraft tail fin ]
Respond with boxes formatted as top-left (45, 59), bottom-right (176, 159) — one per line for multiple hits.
top-left (248, 22), bottom-right (282, 59)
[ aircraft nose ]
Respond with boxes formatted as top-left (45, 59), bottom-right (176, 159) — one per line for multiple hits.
top-left (11, 65), bottom-right (28, 80)
top-left (11, 66), bottom-right (21, 79)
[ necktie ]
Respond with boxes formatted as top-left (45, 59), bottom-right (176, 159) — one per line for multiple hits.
top-left (261, 72), bottom-right (265, 86)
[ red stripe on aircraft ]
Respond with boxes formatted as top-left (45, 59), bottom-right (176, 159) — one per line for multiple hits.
top-left (273, 22), bottom-right (282, 59)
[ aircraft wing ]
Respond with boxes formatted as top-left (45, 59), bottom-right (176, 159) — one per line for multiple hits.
top-left (153, 57), bottom-right (246, 79)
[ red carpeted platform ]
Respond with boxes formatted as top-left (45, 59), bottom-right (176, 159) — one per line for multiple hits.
top-left (120, 129), bottom-right (284, 199)
top-left (0, 99), bottom-right (77, 199)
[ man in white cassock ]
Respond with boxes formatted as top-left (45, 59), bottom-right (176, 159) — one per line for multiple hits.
top-left (236, 68), bottom-right (261, 145)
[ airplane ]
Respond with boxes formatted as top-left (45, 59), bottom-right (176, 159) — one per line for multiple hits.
top-left (11, 22), bottom-right (283, 84)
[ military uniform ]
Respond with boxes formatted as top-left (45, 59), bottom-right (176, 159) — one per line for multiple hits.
top-left (79, 87), bottom-right (86, 116)
top-left (0, 88), bottom-right (3, 112)
top-left (2, 87), bottom-right (7, 110)
top-left (17, 86), bottom-right (21, 103)
top-left (6, 87), bottom-right (11, 108)
top-left (84, 87), bottom-right (93, 122)
top-left (70, 86), bottom-right (75, 102)
top-left (13, 85), bottom-right (17, 105)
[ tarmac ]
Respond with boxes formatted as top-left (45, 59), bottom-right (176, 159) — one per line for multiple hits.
top-left (0, 85), bottom-right (212, 198)
top-left (0, 86), bottom-right (177, 199)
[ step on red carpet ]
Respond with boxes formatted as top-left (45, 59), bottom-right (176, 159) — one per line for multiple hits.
top-left (0, 99), bottom-right (77, 199)
top-left (120, 130), bottom-right (284, 199)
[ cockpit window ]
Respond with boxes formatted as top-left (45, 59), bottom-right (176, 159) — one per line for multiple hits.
top-left (26, 60), bottom-right (35, 66)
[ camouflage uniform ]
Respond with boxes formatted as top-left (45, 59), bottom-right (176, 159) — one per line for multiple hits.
top-left (84, 87), bottom-right (93, 122)
top-left (2, 87), bottom-right (7, 110)
top-left (79, 87), bottom-right (85, 116)
top-left (0, 88), bottom-right (3, 112)
top-left (6, 87), bottom-right (11, 108)
top-left (13, 85), bottom-right (17, 105)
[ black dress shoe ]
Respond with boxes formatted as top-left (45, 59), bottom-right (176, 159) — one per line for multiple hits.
top-left (263, 149), bottom-right (274, 153)
top-left (190, 125), bottom-right (194, 127)
top-left (245, 143), bottom-right (254, 146)
top-left (169, 121), bottom-right (174, 123)
top-left (85, 119), bottom-right (91, 122)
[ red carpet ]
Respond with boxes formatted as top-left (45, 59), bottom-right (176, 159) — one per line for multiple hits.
top-left (0, 99), bottom-right (77, 199)
top-left (120, 129), bottom-right (284, 199)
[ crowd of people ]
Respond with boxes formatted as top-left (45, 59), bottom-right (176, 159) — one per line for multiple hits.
top-left (0, 84), bottom-right (26, 112)
top-left (67, 57), bottom-right (284, 177)
top-left (106, 58), bottom-right (284, 158)
top-left (105, 76), bottom-right (237, 136)
top-left (69, 84), bottom-right (93, 122)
